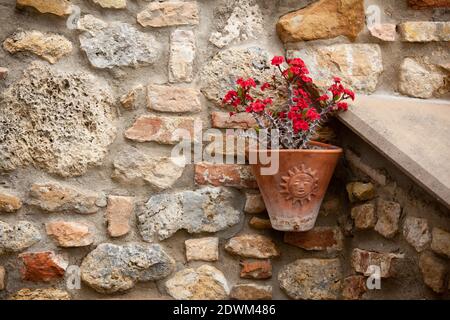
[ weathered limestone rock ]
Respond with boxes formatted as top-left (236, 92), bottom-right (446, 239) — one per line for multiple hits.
top-left (112, 148), bottom-right (185, 190)
top-left (0, 67), bottom-right (8, 80)
top-left (374, 200), bottom-right (401, 239)
top-left (76, 14), bottom-right (108, 35)
top-left (16, 0), bottom-right (71, 16)
top-left (80, 243), bottom-right (175, 294)
top-left (46, 221), bottom-right (94, 247)
top-left (209, 0), bottom-right (264, 48)
top-left (0, 266), bottom-right (5, 290)
top-left (105, 196), bottom-right (134, 238)
top-left (137, 2), bottom-right (199, 27)
top-left (351, 203), bottom-right (377, 229)
top-left (0, 189), bottom-right (22, 213)
top-left (341, 275), bottom-right (367, 300)
top-left (10, 288), bottom-right (71, 300)
top-left (431, 227), bottom-right (450, 258)
top-left (278, 258), bottom-right (342, 300)
top-left (0, 62), bottom-right (116, 177)
top-left (195, 163), bottom-right (257, 189)
top-left (147, 84), bottom-right (201, 113)
top-left (368, 23), bottom-right (397, 41)
top-left (346, 182), bottom-right (375, 202)
top-left (3, 30), bottom-right (72, 64)
top-left (419, 251), bottom-right (448, 293)
top-left (230, 284), bottom-right (272, 300)
top-left (125, 115), bottom-right (197, 144)
top-left (402, 217), bottom-right (431, 252)
top-left (399, 21), bottom-right (450, 42)
top-left (79, 17), bottom-right (161, 69)
top-left (249, 217), bottom-right (272, 230)
top-left (211, 112), bottom-right (257, 129)
top-left (92, 0), bottom-right (126, 9)
top-left (399, 58), bottom-right (448, 98)
top-left (165, 265), bottom-right (229, 300)
top-left (277, 0), bottom-right (364, 42)
top-left (19, 251), bottom-right (68, 282)
top-left (240, 260), bottom-right (272, 279)
top-left (169, 30), bottom-right (196, 83)
top-left (284, 226), bottom-right (344, 252)
top-left (244, 192), bottom-right (266, 214)
top-left (185, 237), bottom-right (219, 262)
top-left (120, 85), bottom-right (143, 110)
top-left (0, 221), bottom-right (41, 255)
top-left (351, 248), bottom-right (404, 278)
top-left (287, 44), bottom-right (383, 93)
top-left (29, 182), bottom-right (100, 214)
top-left (225, 234), bottom-right (280, 259)
top-left (408, 0), bottom-right (450, 8)
top-left (201, 47), bottom-right (283, 107)
top-left (138, 187), bottom-right (243, 241)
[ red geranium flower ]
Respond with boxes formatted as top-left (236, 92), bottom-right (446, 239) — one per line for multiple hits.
top-left (271, 56), bottom-right (284, 66)
top-left (260, 82), bottom-right (270, 91)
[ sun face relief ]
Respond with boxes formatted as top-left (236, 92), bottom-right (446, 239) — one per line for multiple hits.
top-left (280, 165), bottom-right (319, 205)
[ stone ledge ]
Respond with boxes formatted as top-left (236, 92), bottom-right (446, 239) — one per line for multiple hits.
top-left (339, 94), bottom-right (450, 209)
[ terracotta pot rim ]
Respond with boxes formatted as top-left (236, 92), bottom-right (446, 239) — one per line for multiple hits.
top-left (248, 141), bottom-right (343, 154)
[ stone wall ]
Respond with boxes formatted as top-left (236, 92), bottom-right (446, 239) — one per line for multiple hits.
top-left (0, 0), bottom-right (449, 300)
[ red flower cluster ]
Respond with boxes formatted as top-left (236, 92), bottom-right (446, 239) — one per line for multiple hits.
top-left (222, 55), bottom-right (355, 149)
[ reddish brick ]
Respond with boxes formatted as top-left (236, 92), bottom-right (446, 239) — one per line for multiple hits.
top-left (351, 248), bottom-right (404, 278)
top-left (194, 163), bottom-right (257, 189)
top-left (211, 112), bottom-right (256, 129)
top-left (240, 260), bottom-right (272, 279)
top-left (284, 226), bottom-right (344, 252)
top-left (408, 0), bottom-right (450, 8)
top-left (106, 195), bottom-right (134, 237)
top-left (125, 115), bottom-right (197, 144)
top-left (342, 275), bottom-right (367, 300)
top-left (19, 251), bottom-right (67, 282)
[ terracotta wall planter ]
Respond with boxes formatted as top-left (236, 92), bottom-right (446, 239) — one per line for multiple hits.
top-left (250, 141), bottom-right (342, 231)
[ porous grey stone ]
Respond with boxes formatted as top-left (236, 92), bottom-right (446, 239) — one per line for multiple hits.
top-left (0, 221), bottom-right (41, 255)
top-left (79, 17), bottom-right (161, 69)
top-left (137, 187), bottom-right (243, 241)
top-left (278, 258), bottom-right (342, 300)
top-left (0, 62), bottom-right (116, 177)
top-left (80, 243), bottom-right (175, 294)
top-left (209, 0), bottom-right (264, 48)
